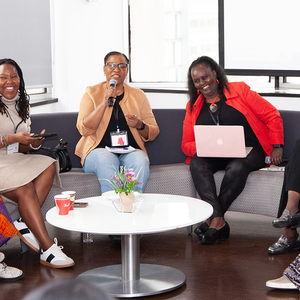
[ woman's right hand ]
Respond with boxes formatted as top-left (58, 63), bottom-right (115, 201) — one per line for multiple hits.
top-left (13, 132), bottom-right (43, 146)
top-left (103, 85), bottom-right (117, 107)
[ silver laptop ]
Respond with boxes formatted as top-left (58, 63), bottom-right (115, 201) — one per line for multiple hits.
top-left (194, 125), bottom-right (252, 158)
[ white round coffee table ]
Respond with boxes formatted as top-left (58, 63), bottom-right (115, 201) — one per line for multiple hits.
top-left (46, 193), bottom-right (212, 298)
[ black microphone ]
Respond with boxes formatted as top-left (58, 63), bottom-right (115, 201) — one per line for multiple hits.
top-left (108, 79), bottom-right (117, 107)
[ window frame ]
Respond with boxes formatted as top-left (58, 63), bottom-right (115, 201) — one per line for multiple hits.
top-left (125, 0), bottom-right (300, 93)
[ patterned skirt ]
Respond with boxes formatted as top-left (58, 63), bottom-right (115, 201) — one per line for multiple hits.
top-left (284, 254), bottom-right (300, 290)
top-left (0, 195), bottom-right (18, 247)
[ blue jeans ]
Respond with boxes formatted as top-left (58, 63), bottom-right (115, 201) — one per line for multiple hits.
top-left (83, 148), bottom-right (150, 193)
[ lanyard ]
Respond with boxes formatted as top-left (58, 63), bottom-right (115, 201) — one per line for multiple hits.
top-left (114, 102), bottom-right (120, 132)
top-left (113, 93), bottom-right (124, 132)
top-left (208, 108), bottom-right (219, 125)
top-left (208, 97), bottom-right (222, 126)
top-left (6, 108), bottom-right (23, 133)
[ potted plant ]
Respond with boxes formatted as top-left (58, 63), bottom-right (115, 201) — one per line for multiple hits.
top-left (105, 166), bottom-right (142, 212)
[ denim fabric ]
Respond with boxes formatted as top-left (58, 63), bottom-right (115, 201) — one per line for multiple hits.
top-left (83, 148), bottom-right (150, 193)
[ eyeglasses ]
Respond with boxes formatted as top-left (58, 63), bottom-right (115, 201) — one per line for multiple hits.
top-left (105, 62), bottom-right (128, 71)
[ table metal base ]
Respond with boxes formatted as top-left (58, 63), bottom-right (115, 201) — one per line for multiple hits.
top-left (78, 263), bottom-right (186, 298)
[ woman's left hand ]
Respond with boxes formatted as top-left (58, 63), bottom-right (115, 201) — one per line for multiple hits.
top-left (29, 129), bottom-right (45, 148)
top-left (125, 114), bottom-right (142, 129)
top-left (270, 147), bottom-right (283, 165)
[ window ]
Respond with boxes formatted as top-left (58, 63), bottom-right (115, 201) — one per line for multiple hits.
top-left (129, 0), bottom-right (218, 84)
top-left (220, 0), bottom-right (300, 91)
top-left (0, 0), bottom-right (52, 90)
top-left (129, 0), bottom-right (300, 92)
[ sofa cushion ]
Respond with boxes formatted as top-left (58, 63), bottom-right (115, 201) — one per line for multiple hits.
top-left (214, 170), bottom-right (284, 218)
top-left (144, 163), bottom-right (196, 197)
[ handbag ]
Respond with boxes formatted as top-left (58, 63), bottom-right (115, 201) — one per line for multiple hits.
top-left (41, 138), bottom-right (72, 173)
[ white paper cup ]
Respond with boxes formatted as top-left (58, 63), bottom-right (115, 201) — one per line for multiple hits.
top-left (62, 191), bottom-right (76, 211)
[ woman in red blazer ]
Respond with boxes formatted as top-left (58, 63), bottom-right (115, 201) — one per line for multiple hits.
top-left (182, 56), bottom-right (284, 244)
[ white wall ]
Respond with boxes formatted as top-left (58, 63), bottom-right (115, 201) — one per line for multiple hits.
top-left (30, 0), bottom-right (300, 114)
top-left (32, 0), bottom-right (125, 114)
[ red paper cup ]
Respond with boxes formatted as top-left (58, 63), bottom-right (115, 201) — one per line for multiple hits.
top-left (54, 194), bottom-right (70, 215)
top-left (62, 191), bottom-right (76, 211)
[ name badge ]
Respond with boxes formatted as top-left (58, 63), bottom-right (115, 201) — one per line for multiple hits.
top-left (7, 142), bottom-right (19, 154)
top-left (110, 130), bottom-right (128, 147)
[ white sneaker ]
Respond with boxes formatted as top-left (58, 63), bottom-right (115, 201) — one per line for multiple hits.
top-left (0, 252), bottom-right (5, 263)
top-left (40, 238), bottom-right (75, 269)
top-left (14, 218), bottom-right (40, 252)
top-left (0, 262), bottom-right (23, 281)
top-left (266, 275), bottom-right (297, 290)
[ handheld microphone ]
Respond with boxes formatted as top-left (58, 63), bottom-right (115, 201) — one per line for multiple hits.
top-left (108, 79), bottom-right (117, 107)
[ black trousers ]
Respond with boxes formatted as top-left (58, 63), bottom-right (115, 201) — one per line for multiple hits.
top-left (190, 148), bottom-right (265, 219)
top-left (277, 139), bottom-right (300, 217)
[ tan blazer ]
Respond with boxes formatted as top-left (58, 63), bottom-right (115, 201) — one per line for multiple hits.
top-left (75, 82), bottom-right (159, 166)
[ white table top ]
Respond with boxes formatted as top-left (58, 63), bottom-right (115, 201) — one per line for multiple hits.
top-left (46, 193), bottom-right (213, 235)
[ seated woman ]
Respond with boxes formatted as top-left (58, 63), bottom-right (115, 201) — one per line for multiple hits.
top-left (75, 51), bottom-right (159, 194)
top-left (268, 139), bottom-right (300, 254)
top-left (182, 56), bottom-right (284, 244)
top-left (0, 195), bottom-right (23, 281)
top-left (0, 58), bottom-right (74, 268)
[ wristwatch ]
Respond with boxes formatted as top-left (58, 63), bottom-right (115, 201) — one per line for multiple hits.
top-left (137, 121), bottom-right (146, 130)
top-left (273, 144), bottom-right (283, 148)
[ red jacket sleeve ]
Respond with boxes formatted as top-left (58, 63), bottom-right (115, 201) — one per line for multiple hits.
top-left (225, 82), bottom-right (284, 156)
top-left (181, 102), bottom-right (197, 163)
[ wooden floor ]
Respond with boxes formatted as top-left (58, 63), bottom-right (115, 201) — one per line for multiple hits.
top-left (1, 211), bottom-right (300, 300)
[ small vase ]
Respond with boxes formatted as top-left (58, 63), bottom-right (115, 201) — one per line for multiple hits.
top-left (119, 192), bottom-right (135, 212)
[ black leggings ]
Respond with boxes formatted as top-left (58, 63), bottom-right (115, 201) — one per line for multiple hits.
top-left (190, 148), bottom-right (265, 219)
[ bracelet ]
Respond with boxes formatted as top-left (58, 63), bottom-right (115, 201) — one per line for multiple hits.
top-left (1, 136), bottom-right (7, 147)
top-left (29, 144), bottom-right (41, 150)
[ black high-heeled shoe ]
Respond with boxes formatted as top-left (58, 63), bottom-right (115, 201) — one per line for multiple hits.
top-left (194, 222), bottom-right (209, 236)
top-left (200, 221), bottom-right (230, 244)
